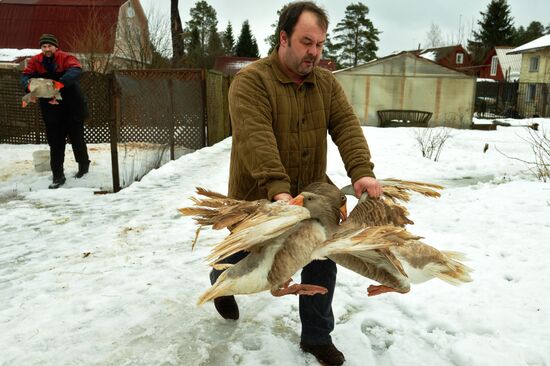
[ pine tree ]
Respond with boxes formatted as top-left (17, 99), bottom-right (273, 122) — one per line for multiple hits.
top-left (469, 0), bottom-right (515, 61)
top-left (265, 6), bottom-right (287, 54)
top-left (331, 2), bottom-right (380, 68)
top-left (186, 27), bottom-right (202, 67)
top-left (235, 20), bottom-right (260, 58)
top-left (206, 25), bottom-right (224, 68)
top-left (514, 21), bottom-right (545, 46)
top-left (222, 22), bottom-right (235, 55)
top-left (185, 0), bottom-right (221, 68)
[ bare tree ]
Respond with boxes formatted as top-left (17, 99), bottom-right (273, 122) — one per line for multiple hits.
top-left (112, 2), bottom-right (153, 69)
top-left (414, 127), bottom-right (453, 162)
top-left (69, 7), bottom-right (115, 73)
top-left (171, 0), bottom-right (185, 67)
top-left (70, 3), bottom-right (172, 71)
top-left (424, 22), bottom-right (444, 48)
top-left (496, 125), bottom-right (549, 182)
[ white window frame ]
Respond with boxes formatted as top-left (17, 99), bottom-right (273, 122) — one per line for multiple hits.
top-left (529, 56), bottom-right (540, 72)
top-left (456, 52), bottom-right (464, 64)
top-left (490, 56), bottom-right (498, 76)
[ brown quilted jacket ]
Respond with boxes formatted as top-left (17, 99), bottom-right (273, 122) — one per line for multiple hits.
top-left (228, 49), bottom-right (375, 201)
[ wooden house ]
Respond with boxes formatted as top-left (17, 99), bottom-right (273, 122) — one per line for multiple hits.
top-left (413, 44), bottom-right (475, 75)
top-left (478, 47), bottom-right (522, 81)
top-left (508, 34), bottom-right (550, 117)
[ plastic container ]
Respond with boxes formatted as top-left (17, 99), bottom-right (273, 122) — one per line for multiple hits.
top-left (32, 150), bottom-right (50, 172)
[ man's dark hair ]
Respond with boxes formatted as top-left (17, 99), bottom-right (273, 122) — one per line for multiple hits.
top-left (277, 1), bottom-right (329, 44)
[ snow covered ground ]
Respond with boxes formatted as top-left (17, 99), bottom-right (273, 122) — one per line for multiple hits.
top-left (1, 119), bottom-right (549, 366)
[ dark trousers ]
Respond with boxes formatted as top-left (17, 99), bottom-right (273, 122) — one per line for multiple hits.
top-left (42, 104), bottom-right (89, 178)
top-left (210, 251), bottom-right (337, 345)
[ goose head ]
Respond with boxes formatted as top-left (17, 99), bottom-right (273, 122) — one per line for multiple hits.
top-left (289, 182), bottom-right (347, 228)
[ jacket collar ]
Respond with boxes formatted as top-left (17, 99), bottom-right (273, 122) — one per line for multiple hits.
top-left (269, 47), bottom-right (316, 86)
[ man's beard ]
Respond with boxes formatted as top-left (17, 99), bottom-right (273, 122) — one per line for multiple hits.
top-left (297, 56), bottom-right (316, 75)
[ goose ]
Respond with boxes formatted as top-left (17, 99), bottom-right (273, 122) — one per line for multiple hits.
top-left (330, 180), bottom-right (472, 296)
top-left (22, 78), bottom-right (63, 107)
top-left (179, 183), bottom-right (417, 305)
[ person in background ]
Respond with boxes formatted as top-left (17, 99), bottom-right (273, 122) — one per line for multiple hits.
top-left (21, 33), bottom-right (90, 189)
top-left (209, 2), bottom-right (382, 365)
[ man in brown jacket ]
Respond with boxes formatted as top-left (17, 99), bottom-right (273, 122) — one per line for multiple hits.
top-left (210, 2), bottom-right (381, 365)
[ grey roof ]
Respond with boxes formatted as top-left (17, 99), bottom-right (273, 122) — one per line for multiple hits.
top-left (495, 47), bottom-right (522, 80)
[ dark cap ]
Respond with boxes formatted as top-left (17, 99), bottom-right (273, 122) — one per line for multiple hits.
top-left (39, 33), bottom-right (59, 47)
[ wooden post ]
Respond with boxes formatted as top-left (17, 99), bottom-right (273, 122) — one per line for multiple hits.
top-left (201, 68), bottom-right (208, 147)
top-left (168, 78), bottom-right (175, 160)
top-left (110, 86), bottom-right (121, 192)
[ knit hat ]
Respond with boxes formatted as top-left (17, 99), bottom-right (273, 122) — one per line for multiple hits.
top-left (39, 34), bottom-right (59, 47)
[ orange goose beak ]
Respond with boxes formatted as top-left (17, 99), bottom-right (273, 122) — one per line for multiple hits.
top-left (289, 194), bottom-right (304, 206)
top-left (339, 204), bottom-right (347, 222)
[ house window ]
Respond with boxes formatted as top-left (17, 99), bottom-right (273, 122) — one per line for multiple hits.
top-left (526, 84), bottom-right (537, 102)
top-left (529, 56), bottom-right (539, 72)
top-left (456, 53), bottom-right (464, 64)
top-left (490, 56), bottom-right (498, 76)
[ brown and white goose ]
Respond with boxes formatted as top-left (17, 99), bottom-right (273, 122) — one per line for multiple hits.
top-left (179, 183), bottom-right (416, 305)
top-left (332, 179), bottom-right (472, 296)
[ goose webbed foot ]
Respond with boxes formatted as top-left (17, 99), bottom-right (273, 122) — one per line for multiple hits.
top-left (271, 279), bottom-right (328, 297)
top-left (367, 284), bottom-right (409, 297)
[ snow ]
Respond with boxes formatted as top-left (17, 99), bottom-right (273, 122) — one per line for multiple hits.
top-left (476, 78), bottom-right (497, 82)
top-left (508, 34), bottom-right (550, 54)
top-left (420, 50), bottom-right (438, 62)
top-left (1, 119), bottom-right (550, 365)
top-left (0, 48), bottom-right (40, 62)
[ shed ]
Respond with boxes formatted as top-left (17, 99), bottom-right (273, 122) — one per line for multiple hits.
top-left (333, 52), bottom-right (476, 128)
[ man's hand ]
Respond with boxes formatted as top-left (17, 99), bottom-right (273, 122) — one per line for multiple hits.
top-left (353, 176), bottom-right (382, 198)
top-left (52, 81), bottom-right (64, 90)
top-left (273, 192), bottom-right (293, 202)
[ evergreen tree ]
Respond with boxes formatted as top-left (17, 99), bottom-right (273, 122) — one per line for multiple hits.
top-left (185, 0), bottom-right (222, 68)
top-left (186, 27), bottom-right (203, 67)
top-left (514, 21), bottom-right (545, 45)
top-left (235, 20), bottom-right (260, 58)
top-left (265, 6), bottom-right (287, 54)
top-left (468, 0), bottom-right (515, 61)
top-left (331, 2), bottom-right (380, 68)
top-left (321, 33), bottom-right (334, 59)
top-left (206, 25), bottom-right (224, 67)
top-left (222, 22), bottom-right (235, 55)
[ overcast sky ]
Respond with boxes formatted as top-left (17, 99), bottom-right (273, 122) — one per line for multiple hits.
top-left (141, 0), bottom-right (550, 57)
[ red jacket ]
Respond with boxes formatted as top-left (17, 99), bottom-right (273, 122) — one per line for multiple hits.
top-left (21, 50), bottom-right (88, 120)
top-left (22, 50), bottom-right (82, 87)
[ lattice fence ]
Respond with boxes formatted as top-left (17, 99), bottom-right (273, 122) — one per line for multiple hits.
top-left (114, 69), bottom-right (206, 151)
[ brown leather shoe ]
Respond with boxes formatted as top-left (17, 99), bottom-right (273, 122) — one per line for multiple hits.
top-left (213, 296), bottom-right (239, 320)
top-left (300, 342), bottom-right (345, 365)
